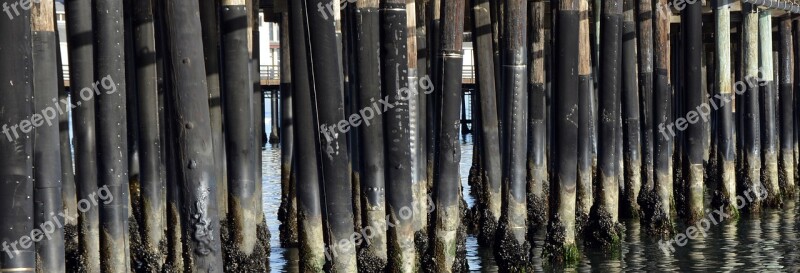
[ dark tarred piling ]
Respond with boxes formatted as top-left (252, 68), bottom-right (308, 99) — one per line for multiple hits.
top-left (527, 0), bottom-right (548, 232)
top-left (471, 0), bottom-right (502, 246)
top-left (741, 3), bottom-right (764, 212)
top-left (354, 0), bottom-right (388, 270)
top-left (288, 0), bottom-right (325, 270)
top-left (161, 0), bottom-right (226, 269)
top-left (220, 0), bottom-right (267, 269)
top-left (431, 0), bottom-right (467, 271)
top-left (637, 0), bottom-right (655, 212)
top-left (65, 0), bottom-right (101, 269)
top-left (544, 0), bottom-right (580, 264)
top-left (94, 0), bottom-right (132, 269)
top-left (586, 0), bottom-right (622, 248)
top-left (576, 0), bottom-right (592, 233)
top-left (779, 15), bottom-right (795, 194)
top-left (682, 0), bottom-right (705, 223)
top-left (56, 25), bottom-right (79, 268)
top-left (494, 0), bottom-right (531, 270)
top-left (32, 0), bottom-right (66, 270)
top-left (380, 0), bottom-right (417, 270)
top-left (306, 0), bottom-right (358, 270)
top-left (132, 0), bottom-right (167, 269)
top-left (278, 11), bottom-right (299, 247)
top-left (759, 10), bottom-right (781, 206)
top-left (0, 8), bottom-right (35, 272)
top-left (413, 0), bottom-right (430, 255)
top-left (199, 0), bottom-right (227, 222)
top-left (621, 0), bottom-right (641, 219)
top-left (712, 0), bottom-right (737, 216)
top-left (644, 0), bottom-right (674, 235)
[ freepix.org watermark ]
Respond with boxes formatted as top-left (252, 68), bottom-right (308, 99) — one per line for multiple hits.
top-left (657, 69), bottom-right (767, 141)
top-left (2, 185), bottom-right (114, 259)
top-left (1, 75), bottom-right (118, 142)
top-left (319, 75), bottom-right (434, 156)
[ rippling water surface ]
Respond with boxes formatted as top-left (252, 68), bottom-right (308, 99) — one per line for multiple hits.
top-left (262, 105), bottom-right (800, 272)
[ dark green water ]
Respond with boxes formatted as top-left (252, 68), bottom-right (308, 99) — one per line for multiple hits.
top-left (262, 114), bottom-right (800, 272)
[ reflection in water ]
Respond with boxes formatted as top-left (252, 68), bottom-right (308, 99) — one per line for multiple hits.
top-left (262, 103), bottom-right (800, 272)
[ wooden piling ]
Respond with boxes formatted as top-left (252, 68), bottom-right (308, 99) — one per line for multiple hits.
top-left (354, 0), bottom-right (388, 270)
top-left (199, 0), bottom-right (227, 222)
top-left (637, 0), bottom-right (655, 205)
top-left (306, 0), bottom-right (358, 270)
top-left (527, 0), bottom-right (548, 231)
top-left (647, 0), bottom-right (674, 234)
top-left (277, 11), bottom-right (299, 247)
top-left (494, 0), bottom-right (530, 268)
top-left (65, 0), bottom-right (101, 269)
top-left (161, 0), bottom-right (226, 269)
top-left (414, 0), bottom-right (430, 251)
top-left (759, 10), bottom-right (781, 206)
top-left (471, 0), bottom-right (502, 246)
top-left (779, 15), bottom-right (795, 194)
top-left (220, 0), bottom-right (263, 267)
top-left (576, 0), bottom-right (593, 232)
top-left (545, 0), bottom-right (580, 263)
top-left (432, 0), bottom-right (467, 271)
top-left (380, 0), bottom-right (417, 270)
top-left (621, 0), bottom-right (641, 219)
top-left (31, 0), bottom-right (66, 270)
top-left (713, 0), bottom-right (737, 216)
top-left (132, 0), bottom-right (167, 269)
top-left (0, 7), bottom-right (35, 272)
top-left (682, 0), bottom-right (705, 223)
top-left (287, 0), bottom-right (325, 270)
top-left (741, 3), bottom-right (764, 212)
top-left (93, 0), bottom-right (132, 269)
top-left (587, 0), bottom-right (622, 247)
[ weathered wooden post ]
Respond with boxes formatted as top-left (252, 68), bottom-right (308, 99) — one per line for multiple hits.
top-left (94, 0), bottom-right (132, 269)
top-left (576, 0), bottom-right (592, 232)
top-left (527, 0), bottom-right (548, 230)
top-left (306, 0), bottom-right (357, 270)
top-left (779, 15), bottom-right (795, 194)
top-left (162, 0), bottom-right (225, 269)
top-left (353, 0), bottom-right (387, 270)
top-left (31, 0), bottom-right (66, 270)
top-left (759, 9), bottom-right (781, 206)
top-left (621, 0), bottom-right (641, 218)
top-left (713, 0), bottom-right (737, 215)
top-left (741, 3), bottom-right (763, 211)
top-left (432, 0), bottom-right (466, 271)
top-left (288, 1), bottom-right (325, 271)
top-left (471, 0), bottom-right (502, 246)
top-left (0, 6), bottom-right (34, 271)
top-left (545, 0), bottom-right (580, 263)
